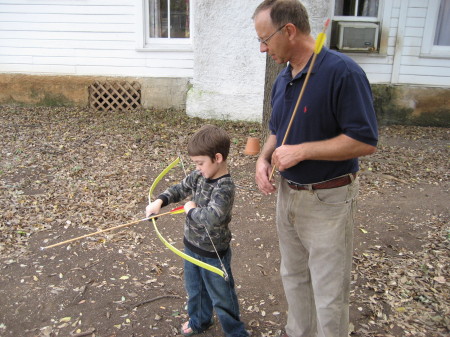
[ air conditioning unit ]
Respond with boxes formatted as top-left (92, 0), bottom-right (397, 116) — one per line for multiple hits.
top-left (337, 22), bottom-right (379, 52)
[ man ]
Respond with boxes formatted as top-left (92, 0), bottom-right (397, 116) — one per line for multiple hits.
top-left (252, 1), bottom-right (378, 337)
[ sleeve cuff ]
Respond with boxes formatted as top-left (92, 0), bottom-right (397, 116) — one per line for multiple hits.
top-left (157, 195), bottom-right (169, 207)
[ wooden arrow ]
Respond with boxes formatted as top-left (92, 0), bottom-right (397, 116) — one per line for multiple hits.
top-left (40, 206), bottom-right (185, 250)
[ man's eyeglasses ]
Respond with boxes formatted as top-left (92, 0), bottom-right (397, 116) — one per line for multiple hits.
top-left (258, 24), bottom-right (286, 46)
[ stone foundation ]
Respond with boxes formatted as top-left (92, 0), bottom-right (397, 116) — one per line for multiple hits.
top-left (372, 84), bottom-right (450, 127)
top-left (1, 73), bottom-right (449, 127)
top-left (0, 74), bottom-right (189, 111)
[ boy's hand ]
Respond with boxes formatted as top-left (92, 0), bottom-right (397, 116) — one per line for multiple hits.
top-left (146, 199), bottom-right (163, 218)
top-left (184, 201), bottom-right (197, 213)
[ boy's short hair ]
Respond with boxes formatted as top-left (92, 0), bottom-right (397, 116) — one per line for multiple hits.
top-left (188, 125), bottom-right (231, 161)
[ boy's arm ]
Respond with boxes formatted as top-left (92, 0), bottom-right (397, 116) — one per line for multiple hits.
top-left (156, 171), bottom-right (198, 207)
top-left (187, 181), bottom-right (234, 231)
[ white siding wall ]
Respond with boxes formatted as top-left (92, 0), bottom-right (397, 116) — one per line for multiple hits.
top-left (0, 0), bottom-right (448, 118)
top-left (0, 0), bottom-right (193, 77)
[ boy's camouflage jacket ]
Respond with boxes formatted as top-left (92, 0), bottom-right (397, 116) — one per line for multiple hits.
top-left (157, 170), bottom-right (235, 253)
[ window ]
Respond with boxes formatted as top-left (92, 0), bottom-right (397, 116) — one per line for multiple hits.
top-left (422, 0), bottom-right (450, 56)
top-left (434, 0), bottom-right (450, 46)
top-left (137, 0), bottom-right (192, 51)
top-left (148, 0), bottom-right (190, 38)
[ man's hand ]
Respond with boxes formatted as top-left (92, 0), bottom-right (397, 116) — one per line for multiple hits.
top-left (272, 144), bottom-right (305, 172)
top-left (256, 158), bottom-right (276, 195)
top-left (255, 134), bottom-right (277, 195)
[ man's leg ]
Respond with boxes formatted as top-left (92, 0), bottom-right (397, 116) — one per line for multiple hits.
top-left (277, 178), bottom-right (359, 337)
top-left (277, 179), bottom-right (317, 337)
top-left (295, 180), bottom-right (359, 337)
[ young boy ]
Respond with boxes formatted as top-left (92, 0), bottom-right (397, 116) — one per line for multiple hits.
top-left (146, 125), bottom-right (248, 337)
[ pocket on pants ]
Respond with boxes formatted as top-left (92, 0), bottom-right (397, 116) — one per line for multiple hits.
top-left (314, 184), bottom-right (354, 205)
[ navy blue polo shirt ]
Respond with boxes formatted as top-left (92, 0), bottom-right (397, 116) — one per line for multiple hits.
top-left (270, 47), bottom-right (378, 184)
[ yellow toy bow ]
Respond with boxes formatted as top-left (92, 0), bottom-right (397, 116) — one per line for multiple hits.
top-left (148, 157), bottom-right (227, 279)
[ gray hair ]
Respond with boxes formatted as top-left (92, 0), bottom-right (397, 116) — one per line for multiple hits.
top-left (253, 0), bottom-right (311, 34)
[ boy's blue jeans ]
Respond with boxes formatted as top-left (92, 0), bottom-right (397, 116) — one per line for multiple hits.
top-left (184, 246), bottom-right (248, 337)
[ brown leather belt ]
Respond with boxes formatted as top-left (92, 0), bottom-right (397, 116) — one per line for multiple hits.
top-left (287, 173), bottom-right (357, 190)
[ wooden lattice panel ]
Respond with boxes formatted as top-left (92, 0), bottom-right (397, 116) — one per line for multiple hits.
top-left (89, 81), bottom-right (141, 111)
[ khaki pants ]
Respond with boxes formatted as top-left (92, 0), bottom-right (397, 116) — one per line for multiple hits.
top-left (277, 177), bottom-right (358, 337)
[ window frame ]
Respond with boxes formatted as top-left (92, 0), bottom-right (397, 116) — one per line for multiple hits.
top-left (421, 0), bottom-right (450, 58)
top-left (331, 0), bottom-right (386, 54)
top-left (136, 0), bottom-right (193, 52)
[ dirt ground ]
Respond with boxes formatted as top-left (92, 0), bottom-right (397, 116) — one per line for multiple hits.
top-left (0, 106), bottom-right (448, 337)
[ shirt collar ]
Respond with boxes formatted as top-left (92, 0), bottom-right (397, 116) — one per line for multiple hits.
top-left (281, 47), bottom-right (328, 81)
